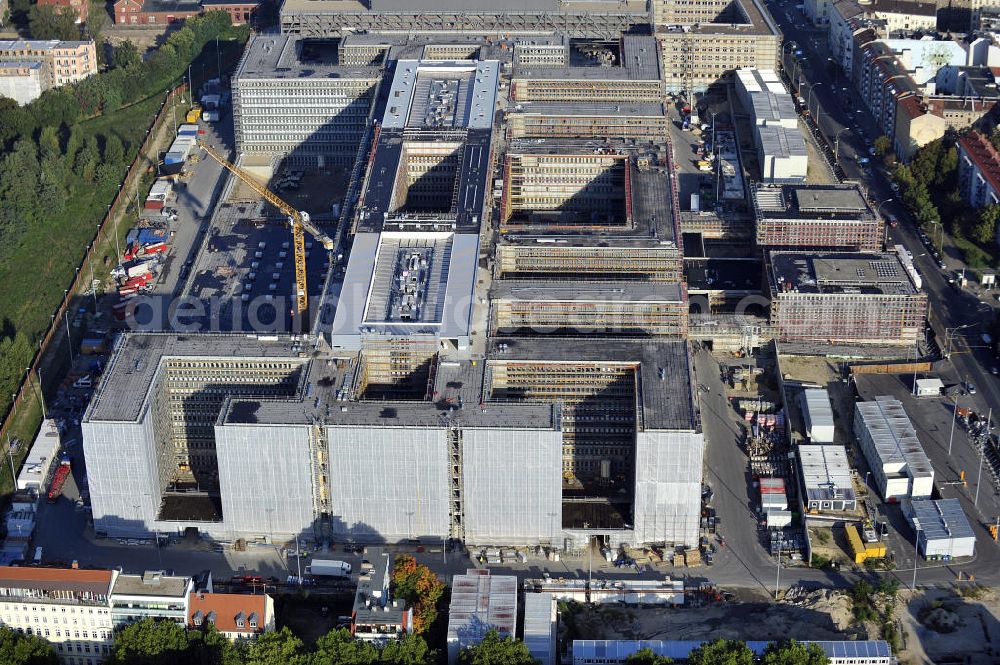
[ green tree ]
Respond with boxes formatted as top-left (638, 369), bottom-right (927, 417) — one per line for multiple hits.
top-left (113, 39), bottom-right (142, 70)
top-left (760, 640), bottom-right (829, 665)
top-left (379, 633), bottom-right (438, 665)
top-left (0, 626), bottom-right (58, 664)
top-left (243, 627), bottom-right (307, 665)
top-left (458, 630), bottom-right (538, 665)
top-left (687, 639), bottom-right (755, 665)
top-left (103, 133), bottom-right (125, 165)
top-left (107, 619), bottom-right (191, 665)
top-left (873, 135), bottom-right (892, 158)
top-left (27, 4), bottom-right (79, 40)
top-left (972, 204), bottom-right (1000, 245)
top-left (310, 628), bottom-right (378, 665)
top-left (625, 647), bottom-right (673, 665)
top-left (74, 135), bottom-right (100, 181)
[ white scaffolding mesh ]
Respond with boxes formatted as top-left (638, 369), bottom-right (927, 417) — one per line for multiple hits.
top-left (461, 428), bottom-right (563, 545)
top-left (632, 431), bottom-right (704, 547)
top-left (216, 423), bottom-right (317, 539)
top-left (326, 426), bottom-right (451, 540)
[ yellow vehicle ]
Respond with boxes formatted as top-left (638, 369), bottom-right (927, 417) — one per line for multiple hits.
top-left (185, 106), bottom-right (202, 124)
top-left (198, 142), bottom-right (335, 326)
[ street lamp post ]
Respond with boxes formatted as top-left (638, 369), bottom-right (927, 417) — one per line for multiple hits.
top-left (833, 127), bottom-right (850, 164)
top-left (775, 538), bottom-right (782, 600)
top-left (912, 526), bottom-right (921, 590)
top-left (975, 408), bottom-right (991, 509)
top-left (948, 395), bottom-right (959, 456)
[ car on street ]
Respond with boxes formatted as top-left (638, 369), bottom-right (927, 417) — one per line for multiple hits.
top-left (968, 382), bottom-right (978, 395)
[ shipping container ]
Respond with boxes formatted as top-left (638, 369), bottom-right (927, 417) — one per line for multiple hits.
top-left (177, 124), bottom-right (200, 137)
top-left (144, 199), bottom-right (165, 211)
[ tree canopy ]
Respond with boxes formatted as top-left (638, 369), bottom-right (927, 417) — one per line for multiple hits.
top-left (625, 647), bottom-right (673, 665)
top-left (687, 639), bottom-right (756, 665)
top-left (0, 626), bottom-right (58, 665)
top-left (760, 641), bottom-right (829, 665)
top-left (457, 630), bottom-right (538, 665)
top-left (391, 556), bottom-right (446, 634)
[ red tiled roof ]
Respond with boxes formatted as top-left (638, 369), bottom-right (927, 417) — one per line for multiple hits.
top-left (188, 592), bottom-right (268, 634)
top-left (0, 567), bottom-right (114, 595)
top-left (898, 95), bottom-right (924, 119)
top-left (959, 131), bottom-right (1000, 196)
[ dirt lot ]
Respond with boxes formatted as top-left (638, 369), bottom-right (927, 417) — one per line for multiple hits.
top-left (560, 588), bottom-right (859, 643)
top-left (896, 586), bottom-right (1000, 665)
top-left (276, 593), bottom-right (353, 645)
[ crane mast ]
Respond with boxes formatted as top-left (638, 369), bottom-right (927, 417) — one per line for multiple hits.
top-left (198, 143), bottom-right (335, 325)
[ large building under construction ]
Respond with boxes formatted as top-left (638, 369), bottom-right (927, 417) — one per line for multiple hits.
top-left (767, 251), bottom-right (928, 347)
top-left (752, 183), bottom-right (885, 252)
top-left (83, 44), bottom-right (704, 551)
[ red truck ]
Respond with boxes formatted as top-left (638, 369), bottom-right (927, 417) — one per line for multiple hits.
top-left (47, 456), bottom-right (72, 503)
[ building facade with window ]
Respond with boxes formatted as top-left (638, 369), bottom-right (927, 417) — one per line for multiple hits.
top-left (187, 592), bottom-right (274, 640)
top-left (0, 567), bottom-right (117, 665)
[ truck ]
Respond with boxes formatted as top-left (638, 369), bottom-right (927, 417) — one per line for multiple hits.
top-left (47, 456), bottom-right (72, 503)
top-left (306, 559), bottom-right (352, 578)
top-left (124, 242), bottom-right (168, 261)
top-left (113, 260), bottom-right (153, 281)
top-left (201, 94), bottom-right (221, 122)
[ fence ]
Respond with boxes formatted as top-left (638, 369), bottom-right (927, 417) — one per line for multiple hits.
top-left (849, 362), bottom-right (933, 376)
top-left (0, 82), bottom-right (189, 452)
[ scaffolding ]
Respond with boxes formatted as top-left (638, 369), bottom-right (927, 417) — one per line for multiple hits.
top-left (488, 361), bottom-right (637, 487)
top-left (493, 300), bottom-right (689, 337)
top-left (497, 243), bottom-right (683, 282)
top-left (356, 338), bottom-right (439, 400)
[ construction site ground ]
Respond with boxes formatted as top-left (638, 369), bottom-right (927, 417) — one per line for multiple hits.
top-left (776, 354), bottom-right (854, 446)
top-left (896, 586), bottom-right (1000, 665)
top-left (559, 588), bottom-right (857, 644)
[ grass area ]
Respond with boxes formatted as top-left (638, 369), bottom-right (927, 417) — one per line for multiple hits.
top-left (0, 390), bottom-right (44, 497)
top-left (0, 93), bottom-right (164, 345)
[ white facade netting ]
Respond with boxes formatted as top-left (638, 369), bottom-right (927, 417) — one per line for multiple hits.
top-left (632, 431), bottom-right (704, 547)
top-left (215, 423), bottom-right (316, 539)
top-left (461, 428), bottom-right (563, 545)
top-left (326, 426), bottom-right (451, 540)
top-left (83, 417), bottom-right (162, 538)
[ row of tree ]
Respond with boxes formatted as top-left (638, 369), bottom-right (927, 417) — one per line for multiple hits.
top-left (0, 11), bottom-right (247, 424)
top-left (893, 134), bottom-right (1000, 252)
top-left (0, 618), bottom-right (841, 665)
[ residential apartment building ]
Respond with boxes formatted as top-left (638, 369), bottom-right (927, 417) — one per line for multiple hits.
top-left (0, 567), bottom-right (117, 664)
top-left (109, 571), bottom-right (193, 628)
top-left (849, 29), bottom-right (999, 159)
top-left (113, 0), bottom-right (200, 25)
top-left (957, 131), bottom-right (1000, 238)
top-left (37, 0), bottom-right (87, 22)
top-left (187, 592), bottom-right (274, 640)
top-left (0, 40), bottom-right (96, 104)
top-left (232, 34), bottom-right (380, 165)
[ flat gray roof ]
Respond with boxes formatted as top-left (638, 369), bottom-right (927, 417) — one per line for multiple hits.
top-left (84, 333), bottom-right (310, 423)
top-left (515, 35), bottom-right (659, 81)
top-left (111, 572), bottom-right (191, 599)
top-left (798, 445), bottom-right (856, 504)
top-left (281, 0), bottom-right (648, 15)
top-left (222, 354), bottom-right (560, 429)
top-left (769, 252), bottom-right (919, 296)
top-left (235, 34), bottom-right (381, 80)
top-left (910, 498), bottom-right (975, 542)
